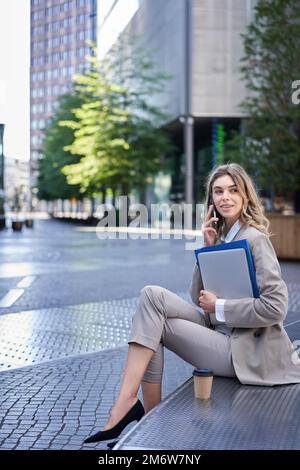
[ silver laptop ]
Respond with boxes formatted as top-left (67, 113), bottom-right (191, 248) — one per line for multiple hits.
top-left (197, 248), bottom-right (254, 299)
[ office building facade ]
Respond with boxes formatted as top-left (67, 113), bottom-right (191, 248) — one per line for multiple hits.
top-left (30, 0), bottom-right (97, 195)
top-left (98, 0), bottom-right (255, 204)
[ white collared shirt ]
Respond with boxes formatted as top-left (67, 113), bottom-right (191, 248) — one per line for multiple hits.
top-left (215, 220), bottom-right (241, 324)
top-left (220, 219), bottom-right (241, 243)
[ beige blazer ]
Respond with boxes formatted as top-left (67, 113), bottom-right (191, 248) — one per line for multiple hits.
top-left (189, 224), bottom-right (300, 386)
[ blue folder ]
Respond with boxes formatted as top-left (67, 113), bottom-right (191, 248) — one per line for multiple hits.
top-left (194, 239), bottom-right (259, 299)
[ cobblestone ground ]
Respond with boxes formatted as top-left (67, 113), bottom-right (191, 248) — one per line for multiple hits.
top-left (0, 218), bottom-right (299, 450)
top-left (0, 348), bottom-right (193, 450)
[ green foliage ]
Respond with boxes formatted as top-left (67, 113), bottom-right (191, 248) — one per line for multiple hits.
top-left (60, 39), bottom-right (174, 197)
top-left (38, 91), bottom-right (85, 200)
top-left (226, 0), bottom-right (300, 197)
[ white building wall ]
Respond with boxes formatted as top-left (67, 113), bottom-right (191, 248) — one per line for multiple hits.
top-left (192, 0), bottom-right (255, 117)
top-left (98, 0), bottom-right (143, 59)
top-left (99, 0), bottom-right (256, 120)
top-left (126, 0), bottom-right (187, 119)
top-left (99, 0), bottom-right (186, 119)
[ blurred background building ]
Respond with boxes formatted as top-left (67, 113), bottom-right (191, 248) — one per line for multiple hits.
top-left (29, 0), bottom-right (255, 206)
top-left (30, 0), bottom-right (97, 206)
top-left (99, 0), bottom-right (255, 204)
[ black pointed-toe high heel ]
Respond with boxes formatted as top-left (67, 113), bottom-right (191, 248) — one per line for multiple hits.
top-left (107, 439), bottom-right (119, 450)
top-left (84, 399), bottom-right (145, 444)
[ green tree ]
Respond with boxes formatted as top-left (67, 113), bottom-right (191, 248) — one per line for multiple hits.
top-left (38, 91), bottom-right (85, 200)
top-left (226, 0), bottom-right (300, 210)
top-left (60, 40), bottom-right (174, 202)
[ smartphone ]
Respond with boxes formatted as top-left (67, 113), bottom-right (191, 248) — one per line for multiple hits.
top-left (208, 196), bottom-right (218, 230)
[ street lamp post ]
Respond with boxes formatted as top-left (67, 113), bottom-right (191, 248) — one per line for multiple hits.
top-left (0, 123), bottom-right (5, 230)
top-left (184, 0), bottom-right (194, 228)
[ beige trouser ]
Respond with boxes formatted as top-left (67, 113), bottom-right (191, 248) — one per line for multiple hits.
top-left (128, 285), bottom-right (236, 383)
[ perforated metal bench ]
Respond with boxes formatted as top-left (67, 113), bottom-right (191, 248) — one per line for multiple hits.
top-left (115, 320), bottom-right (300, 450)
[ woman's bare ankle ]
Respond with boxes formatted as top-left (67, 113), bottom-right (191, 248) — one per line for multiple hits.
top-left (103, 396), bottom-right (138, 431)
top-left (117, 392), bottom-right (137, 404)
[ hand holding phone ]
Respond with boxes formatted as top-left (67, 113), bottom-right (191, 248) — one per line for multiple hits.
top-left (208, 197), bottom-right (218, 230)
top-left (203, 203), bottom-right (219, 247)
top-left (212, 208), bottom-right (218, 230)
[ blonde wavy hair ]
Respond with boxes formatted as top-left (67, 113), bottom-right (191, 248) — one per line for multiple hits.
top-left (205, 163), bottom-right (271, 237)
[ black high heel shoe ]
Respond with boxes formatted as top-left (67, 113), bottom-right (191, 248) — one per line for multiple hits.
top-left (107, 439), bottom-right (119, 450)
top-left (84, 399), bottom-right (145, 444)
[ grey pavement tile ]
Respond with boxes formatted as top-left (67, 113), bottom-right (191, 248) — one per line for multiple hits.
top-left (28, 444), bottom-right (50, 449)
top-left (1, 442), bottom-right (20, 448)
top-left (0, 299), bottom-right (136, 371)
top-left (61, 445), bottom-right (81, 450)
top-left (0, 292), bottom-right (189, 372)
top-left (24, 432), bottom-right (42, 437)
top-left (0, 281), bottom-right (299, 372)
top-left (0, 346), bottom-right (192, 450)
top-left (49, 437), bottom-right (70, 442)
top-left (18, 437), bottom-right (38, 443)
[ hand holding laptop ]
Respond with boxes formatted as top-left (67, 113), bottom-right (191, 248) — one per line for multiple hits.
top-left (198, 289), bottom-right (217, 314)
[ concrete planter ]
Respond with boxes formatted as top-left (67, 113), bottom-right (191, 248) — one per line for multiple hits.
top-left (25, 219), bottom-right (34, 228)
top-left (267, 213), bottom-right (300, 260)
top-left (12, 220), bottom-right (23, 231)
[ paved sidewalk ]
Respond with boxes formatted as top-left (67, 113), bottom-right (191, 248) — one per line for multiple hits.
top-left (0, 346), bottom-right (192, 450)
top-left (0, 298), bottom-right (136, 371)
top-left (0, 284), bottom-right (299, 372)
top-left (0, 293), bottom-right (193, 450)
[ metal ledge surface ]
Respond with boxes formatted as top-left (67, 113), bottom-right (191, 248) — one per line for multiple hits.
top-left (115, 321), bottom-right (300, 450)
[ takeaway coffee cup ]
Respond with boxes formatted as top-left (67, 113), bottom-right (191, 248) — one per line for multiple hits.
top-left (192, 368), bottom-right (213, 399)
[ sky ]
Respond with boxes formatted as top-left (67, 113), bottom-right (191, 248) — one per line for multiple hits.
top-left (0, 0), bottom-right (139, 162)
top-left (0, 0), bottom-right (30, 161)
